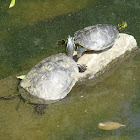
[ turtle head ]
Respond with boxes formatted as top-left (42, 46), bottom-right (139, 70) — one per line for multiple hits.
top-left (66, 35), bottom-right (75, 58)
top-left (117, 21), bottom-right (127, 31)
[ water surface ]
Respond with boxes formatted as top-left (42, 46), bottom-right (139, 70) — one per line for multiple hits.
top-left (0, 0), bottom-right (140, 139)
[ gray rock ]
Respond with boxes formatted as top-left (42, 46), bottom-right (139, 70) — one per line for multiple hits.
top-left (76, 33), bottom-right (138, 81)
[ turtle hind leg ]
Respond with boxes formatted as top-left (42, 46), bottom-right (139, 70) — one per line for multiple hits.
top-left (0, 93), bottom-right (19, 100)
top-left (34, 104), bottom-right (48, 115)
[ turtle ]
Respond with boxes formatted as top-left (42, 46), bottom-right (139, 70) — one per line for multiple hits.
top-left (0, 37), bottom-right (86, 114)
top-left (19, 39), bottom-right (86, 114)
top-left (19, 53), bottom-right (79, 105)
top-left (58, 21), bottom-right (127, 57)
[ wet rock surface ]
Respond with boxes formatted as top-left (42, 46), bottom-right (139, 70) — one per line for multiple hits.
top-left (76, 33), bottom-right (138, 81)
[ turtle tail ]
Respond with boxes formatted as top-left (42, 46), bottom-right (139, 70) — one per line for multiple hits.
top-left (117, 21), bottom-right (127, 31)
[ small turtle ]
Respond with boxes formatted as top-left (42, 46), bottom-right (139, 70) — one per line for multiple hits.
top-left (19, 41), bottom-right (86, 114)
top-left (58, 21), bottom-right (127, 57)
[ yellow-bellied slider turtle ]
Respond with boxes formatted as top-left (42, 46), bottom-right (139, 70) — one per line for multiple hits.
top-left (19, 53), bottom-right (79, 105)
top-left (0, 38), bottom-right (86, 114)
top-left (59, 21), bottom-right (127, 57)
top-left (18, 37), bottom-right (86, 114)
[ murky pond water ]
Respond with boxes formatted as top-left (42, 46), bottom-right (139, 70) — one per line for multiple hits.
top-left (0, 0), bottom-right (140, 139)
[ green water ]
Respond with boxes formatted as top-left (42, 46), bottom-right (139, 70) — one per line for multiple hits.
top-left (0, 0), bottom-right (140, 139)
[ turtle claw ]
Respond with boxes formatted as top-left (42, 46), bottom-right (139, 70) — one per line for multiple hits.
top-left (34, 104), bottom-right (47, 115)
top-left (77, 64), bottom-right (87, 72)
top-left (57, 39), bottom-right (66, 45)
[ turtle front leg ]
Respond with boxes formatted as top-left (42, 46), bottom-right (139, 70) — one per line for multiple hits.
top-left (77, 64), bottom-right (87, 72)
top-left (77, 47), bottom-right (87, 58)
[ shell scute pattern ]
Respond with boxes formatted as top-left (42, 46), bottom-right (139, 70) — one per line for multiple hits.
top-left (20, 53), bottom-right (79, 104)
top-left (74, 24), bottom-right (119, 51)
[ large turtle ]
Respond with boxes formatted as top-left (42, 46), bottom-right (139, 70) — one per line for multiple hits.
top-left (19, 39), bottom-right (86, 113)
top-left (0, 37), bottom-right (86, 114)
top-left (19, 53), bottom-right (80, 105)
top-left (58, 21), bottom-right (127, 57)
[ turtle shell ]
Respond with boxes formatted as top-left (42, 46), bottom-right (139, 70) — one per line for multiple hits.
top-left (19, 53), bottom-right (79, 104)
top-left (74, 24), bottom-right (119, 51)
